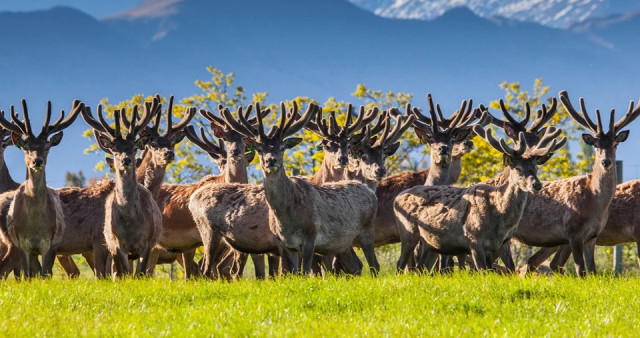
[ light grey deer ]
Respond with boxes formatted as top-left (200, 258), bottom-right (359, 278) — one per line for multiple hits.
top-left (0, 99), bottom-right (83, 277)
top-left (395, 123), bottom-right (566, 270)
top-left (219, 102), bottom-right (381, 275)
top-left (81, 102), bottom-right (162, 277)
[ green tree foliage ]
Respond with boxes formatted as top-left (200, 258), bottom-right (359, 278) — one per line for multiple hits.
top-left (64, 171), bottom-right (85, 188)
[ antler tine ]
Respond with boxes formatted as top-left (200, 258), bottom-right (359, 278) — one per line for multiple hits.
top-left (83, 104), bottom-right (115, 138)
top-left (92, 130), bottom-right (111, 153)
top-left (339, 104), bottom-right (354, 137)
top-left (281, 102), bottom-right (318, 139)
top-left (435, 103), bottom-right (445, 123)
top-left (369, 110), bottom-right (389, 135)
top-left (473, 125), bottom-right (508, 156)
top-left (8, 105), bottom-right (28, 135)
top-left (303, 109), bottom-right (324, 135)
top-left (166, 105), bottom-right (196, 137)
top-left (134, 97), bottom-right (159, 136)
top-left (410, 105), bottom-right (432, 125)
top-left (614, 100), bottom-right (640, 134)
top-left (345, 105), bottom-right (366, 136)
top-left (166, 96), bottom-right (174, 134)
top-left (559, 91), bottom-right (596, 133)
top-left (328, 111), bottom-right (338, 136)
top-left (499, 99), bottom-right (521, 129)
top-left (0, 109), bottom-right (25, 135)
top-left (520, 102), bottom-right (531, 129)
top-left (372, 118), bottom-right (392, 149)
top-left (184, 125), bottom-right (224, 157)
top-left (20, 99), bottom-right (35, 138)
top-left (447, 99), bottom-right (472, 131)
top-left (37, 101), bottom-right (52, 138)
top-left (528, 98), bottom-right (557, 132)
top-left (426, 94), bottom-right (439, 131)
top-left (221, 107), bottom-right (257, 138)
top-left (200, 108), bottom-right (226, 127)
top-left (595, 109), bottom-right (604, 136)
top-left (45, 99), bottom-right (84, 136)
top-left (536, 126), bottom-right (563, 149)
top-left (114, 108), bottom-right (123, 139)
top-left (382, 114), bottom-right (417, 148)
top-left (530, 132), bottom-right (567, 157)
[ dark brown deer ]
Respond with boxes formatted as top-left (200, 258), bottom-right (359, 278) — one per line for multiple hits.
top-left (81, 102), bottom-right (162, 277)
top-left (0, 99), bottom-right (83, 277)
top-left (509, 93), bottom-right (640, 275)
top-left (219, 102), bottom-right (380, 275)
top-left (395, 124), bottom-right (565, 271)
top-left (0, 126), bottom-right (23, 278)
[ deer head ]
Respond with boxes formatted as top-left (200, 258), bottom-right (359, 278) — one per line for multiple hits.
top-left (452, 139), bottom-right (474, 160)
top-left (412, 94), bottom-right (482, 166)
top-left (82, 97), bottom-right (160, 174)
top-left (560, 91), bottom-right (640, 171)
top-left (221, 101), bottom-right (318, 176)
top-left (0, 99), bottom-right (84, 172)
top-left (351, 105), bottom-right (415, 180)
top-left (305, 104), bottom-right (379, 169)
top-left (139, 95), bottom-right (196, 167)
top-left (199, 103), bottom-right (271, 165)
top-left (482, 97), bottom-right (558, 146)
top-left (184, 125), bottom-right (255, 173)
top-left (474, 125), bottom-right (567, 193)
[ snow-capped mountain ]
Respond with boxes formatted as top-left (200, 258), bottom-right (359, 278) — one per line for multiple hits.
top-left (347, 0), bottom-right (640, 28)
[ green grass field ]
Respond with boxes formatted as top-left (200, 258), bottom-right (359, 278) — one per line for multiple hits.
top-left (1, 273), bottom-right (639, 337)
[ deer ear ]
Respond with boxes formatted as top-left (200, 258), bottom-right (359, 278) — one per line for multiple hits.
top-left (243, 138), bottom-right (257, 152)
top-left (48, 131), bottom-right (64, 146)
top-left (582, 133), bottom-right (596, 146)
top-left (283, 137), bottom-right (303, 149)
top-left (135, 134), bottom-right (151, 150)
top-left (502, 154), bottom-right (513, 167)
top-left (245, 151), bottom-right (256, 163)
top-left (172, 131), bottom-right (186, 144)
top-left (452, 128), bottom-right (471, 143)
top-left (97, 134), bottom-right (114, 150)
top-left (616, 130), bottom-right (629, 143)
top-left (414, 127), bottom-right (432, 144)
top-left (503, 122), bottom-right (517, 140)
top-left (211, 123), bottom-right (225, 139)
top-left (11, 133), bottom-right (23, 149)
top-left (135, 158), bottom-right (143, 168)
top-left (537, 153), bottom-right (553, 165)
top-left (384, 142), bottom-right (401, 157)
top-left (105, 157), bottom-right (115, 173)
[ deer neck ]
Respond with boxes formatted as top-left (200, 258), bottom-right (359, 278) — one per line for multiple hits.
top-left (448, 154), bottom-right (463, 185)
top-left (24, 167), bottom-right (48, 202)
top-left (425, 153), bottom-right (450, 186)
top-left (224, 155), bottom-right (249, 184)
top-left (0, 150), bottom-right (18, 193)
top-left (263, 168), bottom-right (297, 214)
top-left (311, 153), bottom-right (346, 184)
top-left (493, 172), bottom-right (530, 228)
top-left (589, 152), bottom-right (617, 207)
top-left (115, 167), bottom-right (140, 207)
top-left (136, 148), bottom-right (165, 196)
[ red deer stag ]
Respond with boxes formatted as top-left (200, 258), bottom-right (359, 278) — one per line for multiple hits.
top-left (395, 123), bottom-right (566, 271)
top-left (81, 102), bottom-right (162, 277)
top-left (510, 91), bottom-right (639, 276)
top-left (0, 99), bottom-right (83, 277)
top-left (219, 102), bottom-right (381, 275)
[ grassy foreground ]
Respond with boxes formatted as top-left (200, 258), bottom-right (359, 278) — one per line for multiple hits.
top-left (1, 273), bottom-right (639, 337)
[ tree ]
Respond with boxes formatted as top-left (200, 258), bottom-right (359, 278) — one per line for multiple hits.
top-left (64, 171), bottom-right (85, 188)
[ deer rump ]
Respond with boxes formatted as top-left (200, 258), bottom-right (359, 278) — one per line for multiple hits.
top-left (395, 183), bottom-right (522, 256)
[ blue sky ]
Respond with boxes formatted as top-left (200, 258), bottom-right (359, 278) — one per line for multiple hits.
top-left (0, 0), bottom-right (141, 18)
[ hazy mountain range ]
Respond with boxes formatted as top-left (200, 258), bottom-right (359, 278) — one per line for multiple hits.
top-left (1, 0), bottom-right (640, 184)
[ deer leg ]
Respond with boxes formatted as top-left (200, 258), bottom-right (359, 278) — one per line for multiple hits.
top-left (549, 245), bottom-right (571, 273)
top-left (311, 254), bottom-right (324, 276)
top-left (267, 254), bottom-right (280, 277)
top-left (142, 246), bottom-right (160, 277)
top-left (438, 255), bottom-right (453, 274)
top-left (19, 248), bottom-right (30, 279)
top-left (456, 255), bottom-right (466, 270)
top-left (57, 255), bottom-right (80, 278)
top-left (201, 232), bottom-right (222, 278)
top-left (0, 245), bottom-right (21, 279)
top-left (181, 250), bottom-right (200, 279)
top-left (584, 238), bottom-right (597, 274)
top-left (421, 250), bottom-right (439, 273)
top-left (498, 243), bottom-right (515, 272)
top-left (279, 247), bottom-right (299, 274)
top-left (335, 249), bottom-right (362, 276)
top-left (527, 246), bottom-right (558, 271)
top-left (92, 246), bottom-right (109, 279)
top-left (470, 246), bottom-right (488, 270)
top-left (357, 236), bottom-right (379, 277)
top-left (82, 252), bottom-right (95, 271)
top-left (322, 255), bottom-right (335, 275)
top-left (301, 238), bottom-right (315, 276)
top-left (569, 238), bottom-right (586, 277)
top-left (41, 248), bottom-right (57, 277)
top-left (397, 232), bottom-right (419, 273)
top-left (113, 247), bottom-right (131, 277)
top-left (252, 254), bottom-right (266, 280)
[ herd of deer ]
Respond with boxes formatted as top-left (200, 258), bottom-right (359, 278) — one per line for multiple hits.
top-left (0, 90), bottom-right (638, 280)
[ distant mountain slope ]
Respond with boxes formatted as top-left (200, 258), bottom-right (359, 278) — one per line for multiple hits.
top-left (347, 0), bottom-right (640, 28)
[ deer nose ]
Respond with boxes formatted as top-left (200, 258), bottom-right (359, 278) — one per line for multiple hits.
top-left (267, 158), bottom-right (278, 166)
top-left (338, 156), bottom-right (349, 166)
top-left (375, 168), bottom-right (386, 179)
top-left (32, 158), bottom-right (44, 168)
top-left (164, 151), bottom-right (175, 162)
top-left (231, 149), bottom-right (242, 157)
top-left (439, 145), bottom-right (449, 155)
top-left (464, 140), bottom-right (474, 149)
top-left (602, 159), bottom-right (612, 169)
top-left (122, 158), bottom-right (132, 167)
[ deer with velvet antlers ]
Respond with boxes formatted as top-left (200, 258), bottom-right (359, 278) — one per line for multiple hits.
top-left (81, 102), bottom-right (162, 277)
top-left (0, 99), bottom-right (83, 277)
top-left (395, 119), bottom-right (566, 271)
